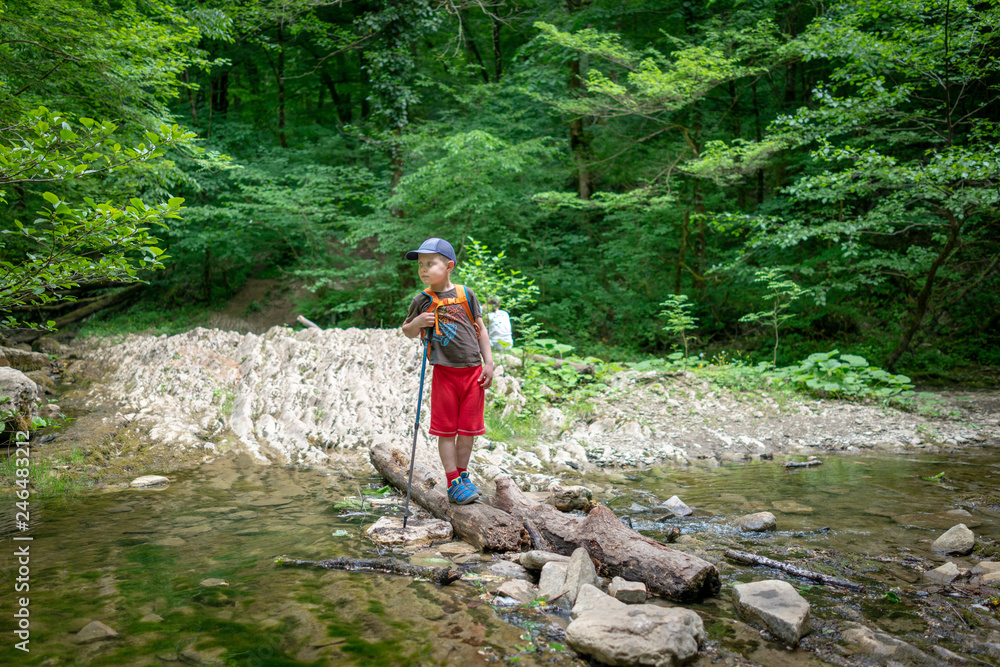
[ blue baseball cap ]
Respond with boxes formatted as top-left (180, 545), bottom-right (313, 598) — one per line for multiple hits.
top-left (405, 237), bottom-right (456, 263)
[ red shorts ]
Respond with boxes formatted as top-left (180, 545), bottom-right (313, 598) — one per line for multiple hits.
top-left (429, 365), bottom-right (485, 438)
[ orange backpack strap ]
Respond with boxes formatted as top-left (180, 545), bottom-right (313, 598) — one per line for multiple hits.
top-left (419, 285), bottom-right (480, 341)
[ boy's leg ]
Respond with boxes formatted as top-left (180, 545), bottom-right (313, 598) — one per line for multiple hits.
top-left (437, 436), bottom-right (459, 473)
top-left (455, 434), bottom-right (475, 470)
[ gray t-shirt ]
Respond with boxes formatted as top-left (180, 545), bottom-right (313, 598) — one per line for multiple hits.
top-left (403, 286), bottom-right (483, 367)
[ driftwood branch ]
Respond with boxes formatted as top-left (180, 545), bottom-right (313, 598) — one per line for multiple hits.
top-left (724, 549), bottom-right (865, 592)
top-left (277, 556), bottom-right (462, 585)
top-left (297, 315), bottom-right (321, 330)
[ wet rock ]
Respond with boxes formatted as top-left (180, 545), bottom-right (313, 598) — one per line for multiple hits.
top-left (566, 604), bottom-right (705, 666)
top-left (608, 576), bottom-right (647, 603)
top-left (129, 475), bottom-right (170, 488)
top-left (488, 561), bottom-right (532, 582)
top-left (547, 485), bottom-right (594, 512)
top-left (33, 337), bottom-right (64, 355)
top-left (438, 541), bottom-right (477, 557)
top-left (735, 511), bottom-right (777, 532)
top-left (564, 547), bottom-right (600, 605)
top-left (73, 620), bottom-right (118, 644)
top-left (364, 516), bottom-right (452, 547)
top-left (841, 622), bottom-right (936, 665)
top-left (538, 561), bottom-right (569, 601)
top-left (199, 578), bottom-right (228, 587)
top-left (139, 613), bottom-right (164, 623)
top-left (106, 504), bottom-right (133, 514)
top-left (519, 550), bottom-right (571, 570)
top-left (0, 367), bottom-right (40, 421)
top-left (0, 346), bottom-right (50, 372)
top-left (179, 645), bottom-right (227, 666)
top-left (932, 524), bottom-right (975, 555)
top-left (892, 509), bottom-right (981, 530)
top-left (924, 561), bottom-right (968, 585)
top-left (972, 561), bottom-right (1000, 576)
top-left (732, 580), bottom-right (810, 646)
top-left (496, 579), bottom-right (539, 604)
top-left (772, 500), bottom-right (813, 514)
top-left (663, 495), bottom-right (692, 517)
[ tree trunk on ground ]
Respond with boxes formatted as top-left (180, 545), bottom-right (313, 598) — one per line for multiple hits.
top-left (488, 476), bottom-right (721, 602)
top-left (369, 442), bottom-right (529, 552)
top-left (13, 285), bottom-right (143, 343)
top-left (370, 443), bottom-right (720, 601)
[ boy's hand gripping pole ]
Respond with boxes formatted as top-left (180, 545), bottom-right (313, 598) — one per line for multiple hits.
top-left (402, 330), bottom-right (431, 529)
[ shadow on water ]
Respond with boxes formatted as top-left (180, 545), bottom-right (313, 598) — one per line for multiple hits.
top-left (1, 447), bottom-right (998, 665)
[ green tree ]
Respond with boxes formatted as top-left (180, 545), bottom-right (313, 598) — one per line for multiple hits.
top-left (739, 268), bottom-right (809, 366)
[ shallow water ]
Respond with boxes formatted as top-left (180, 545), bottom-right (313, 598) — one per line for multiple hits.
top-left (1, 446), bottom-right (998, 666)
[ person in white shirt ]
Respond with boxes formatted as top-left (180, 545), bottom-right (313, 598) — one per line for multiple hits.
top-left (486, 296), bottom-right (513, 350)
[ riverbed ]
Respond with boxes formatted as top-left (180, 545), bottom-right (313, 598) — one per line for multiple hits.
top-left (2, 444), bottom-right (998, 666)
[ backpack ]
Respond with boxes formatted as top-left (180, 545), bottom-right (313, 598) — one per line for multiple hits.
top-left (419, 284), bottom-right (480, 358)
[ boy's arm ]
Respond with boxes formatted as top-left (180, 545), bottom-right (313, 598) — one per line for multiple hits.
top-left (476, 316), bottom-right (494, 389)
top-left (402, 312), bottom-right (435, 338)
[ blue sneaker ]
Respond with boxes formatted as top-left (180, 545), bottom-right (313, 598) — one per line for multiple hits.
top-left (459, 471), bottom-right (482, 499)
top-left (448, 478), bottom-right (477, 505)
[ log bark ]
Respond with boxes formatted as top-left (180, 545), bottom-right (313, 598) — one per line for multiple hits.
top-left (784, 459), bottom-right (822, 469)
top-left (297, 315), bottom-right (321, 330)
top-left (15, 285), bottom-right (142, 343)
top-left (369, 442), bottom-right (529, 552)
top-left (278, 556), bottom-right (461, 585)
top-left (724, 549), bottom-right (864, 592)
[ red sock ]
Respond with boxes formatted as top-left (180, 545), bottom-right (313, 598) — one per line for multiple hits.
top-left (446, 470), bottom-right (460, 486)
top-left (456, 467), bottom-right (467, 476)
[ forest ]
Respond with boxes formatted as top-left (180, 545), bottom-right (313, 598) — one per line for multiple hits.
top-left (2, 0), bottom-right (999, 378)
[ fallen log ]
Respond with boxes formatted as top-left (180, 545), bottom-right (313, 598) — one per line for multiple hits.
top-left (784, 459), bottom-right (822, 469)
top-left (277, 556), bottom-right (461, 585)
top-left (369, 442), bottom-right (529, 552)
top-left (488, 476), bottom-right (720, 602)
top-left (724, 549), bottom-right (865, 592)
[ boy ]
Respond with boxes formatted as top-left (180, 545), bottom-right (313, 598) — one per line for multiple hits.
top-left (401, 237), bottom-right (494, 504)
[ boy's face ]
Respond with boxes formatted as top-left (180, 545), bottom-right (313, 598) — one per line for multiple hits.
top-left (417, 253), bottom-right (453, 287)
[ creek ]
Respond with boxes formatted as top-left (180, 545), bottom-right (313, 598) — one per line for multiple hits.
top-left (1, 444), bottom-right (998, 666)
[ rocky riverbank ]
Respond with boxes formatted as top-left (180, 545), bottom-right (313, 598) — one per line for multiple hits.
top-left (13, 325), bottom-right (994, 488)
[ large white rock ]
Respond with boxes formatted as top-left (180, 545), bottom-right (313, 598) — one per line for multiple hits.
top-left (931, 524), bottom-right (975, 555)
top-left (924, 561), bottom-right (967, 585)
top-left (0, 366), bottom-right (40, 424)
top-left (732, 580), bottom-right (810, 646)
top-left (364, 516), bottom-right (453, 547)
top-left (129, 475), bottom-right (170, 488)
top-left (497, 579), bottom-right (539, 604)
top-left (567, 605), bottom-right (705, 667)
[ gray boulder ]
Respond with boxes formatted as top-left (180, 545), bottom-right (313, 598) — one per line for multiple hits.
top-left (972, 561), bottom-right (1000, 576)
top-left (571, 584), bottom-right (625, 620)
top-left (663, 495), bottom-right (693, 517)
top-left (735, 511), bottom-right (777, 532)
top-left (931, 523), bottom-right (975, 555)
top-left (566, 605), bottom-right (705, 667)
top-left (732, 580), bottom-right (810, 646)
top-left (547, 485), bottom-right (594, 512)
top-left (519, 550), bottom-right (571, 570)
top-left (563, 547), bottom-right (599, 605)
top-left (840, 622), bottom-right (936, 665)
top-left (609, 576), bottom-right (647, 603)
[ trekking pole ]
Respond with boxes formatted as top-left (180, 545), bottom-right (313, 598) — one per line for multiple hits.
top-left (402, 331), bottom-right (432, 529)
